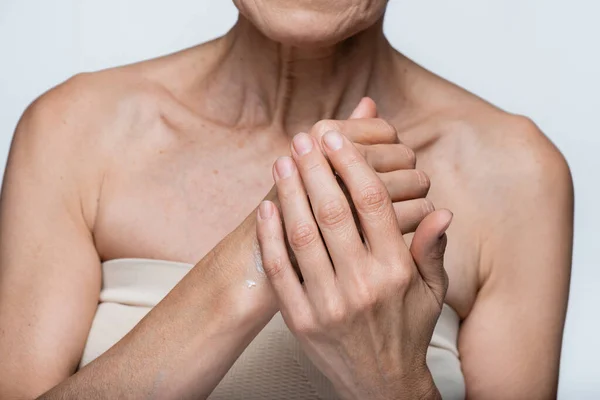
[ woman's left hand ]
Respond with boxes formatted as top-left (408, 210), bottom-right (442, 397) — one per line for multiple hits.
top-left (256, 130), bottom-right (453, 400)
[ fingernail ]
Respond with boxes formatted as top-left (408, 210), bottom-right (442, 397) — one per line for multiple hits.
top-left (274, 156), bottom-right (295, 180)
top-left (292, 132), bottom-right (313, 156)
top-left (258, 201), bottom-right (274, 220)
top-left (322, 130), bottom-right (343, 151)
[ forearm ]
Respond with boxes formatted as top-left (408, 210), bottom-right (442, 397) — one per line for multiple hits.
top-left (40, 214), bottom-right (277, 400)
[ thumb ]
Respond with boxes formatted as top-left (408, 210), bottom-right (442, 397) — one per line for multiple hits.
top-left (409, 209), bottom-right (453, 303)
top-left (349, 97), bottom-right (378, 119)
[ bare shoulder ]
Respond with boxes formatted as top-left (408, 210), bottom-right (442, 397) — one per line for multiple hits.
top-left (403, 61), bottom-right (573, 210)
top-left (9, 49), bottom-right (199, 175)
top-left (430, 98), bottom-right (574, 273)
top-left (408, 73), bottom-right (574, 216)
top-left (13, 39), bottom-right (219, 156)
top-left (8, 63), bottom-right (177, 227)
top-left (16, 66), bottom-right (169, 148)
top-left (413, 94), bottom-right (574, 308)
top-left (452, 105), bottom-right (573, 218)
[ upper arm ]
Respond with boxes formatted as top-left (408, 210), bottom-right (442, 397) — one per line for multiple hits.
top-left (458, 119), bottom-right (573, 399)
top-left (0, 82), bottom-right (102, 398)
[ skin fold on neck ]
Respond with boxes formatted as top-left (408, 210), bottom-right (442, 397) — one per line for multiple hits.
top-left (194, 15), bottom-right (407, 135)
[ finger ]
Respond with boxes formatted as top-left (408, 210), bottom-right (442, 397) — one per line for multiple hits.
top-left (310, 118), bottom-right (399, 145)
top-left (289, 133), bottom-right (365, 273)
top-left (320, 130), bottom-right (405, 258)
top-left (349, 97), bottom-right (378, 119)
top-left (273, 156), bottom-right (337, 297)
top-left (339, 187), bottom-right (434, 238)
top-left (356, 143), bottom-right (417, 172)
top-left (410, 209), bottom-right (453, 304)
top-left (393, 198), bottom-right (436, 234)
top-left (379, 169), bottom-right (430, 202)
top-left (256, 200), bottom-right (309, 315)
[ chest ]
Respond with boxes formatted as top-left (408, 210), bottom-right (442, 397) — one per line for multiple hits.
top-left (94, 125), bottom-right (288, 263)
top-left (93, 123), bottom-right (479, 318)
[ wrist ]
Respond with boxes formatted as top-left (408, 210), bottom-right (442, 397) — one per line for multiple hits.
top-left (390, 368), bottom-right (440, 400)
top-left (204, 212), bottom-right (279, 329)
top-left (417, 376), bottom-right (441, 400)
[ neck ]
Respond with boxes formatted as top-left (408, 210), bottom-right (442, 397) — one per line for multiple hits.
top-left (198, 15), bottom-right (403, 134)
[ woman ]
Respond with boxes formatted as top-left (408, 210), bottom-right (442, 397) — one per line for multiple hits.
top-left (0, 1), bottom-right (573, 399)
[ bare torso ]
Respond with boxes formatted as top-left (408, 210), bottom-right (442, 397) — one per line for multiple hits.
top-left (79, 41), bottom-right (503, 319)
top-left (0, 26), bottom-right (571, 399)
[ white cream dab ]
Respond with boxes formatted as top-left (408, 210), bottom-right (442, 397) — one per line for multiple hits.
top-left (246, 279), bottom-right (257, 289)
top-left (253, 239), bottom-right (265, 274)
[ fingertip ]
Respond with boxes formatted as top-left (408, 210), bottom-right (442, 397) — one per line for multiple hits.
top-left (410, 208), bottom-right (451, 299)
top-left (274, 156), bottom-right (296, 182)
top-left (348, 98), bottom-right (365, 119)
top-left (437, 209), bottom-right (453, 237)
top-left (349, 97), bottom-right (378, 119)
top-left (258, 200), bottom-right (275, 221)
top-left (365, 97), bottom-right (378, 117)
top-left (410, 208), bottom-right (453, 253)
top-left (361, 96), bottom-right (377, 110)
top-left (322, 130), bottom-right (344, 152)
top-left (256, 200), bottom-right (283, 246)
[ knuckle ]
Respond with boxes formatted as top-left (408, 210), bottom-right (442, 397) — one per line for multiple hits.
top-left (430, 248), bottom-right (445, 262)
top-left (375, 119), bottom-right (398, 142)
top-left (263, 256), bottom-right (287, 279)
top-left (392, 265), bottom-right (414, 288)
top-left (343, 152), bottom-right (363, 169)
top-left (317, 198), bottom-right (350, 228)
top-left (290, 313), bottom-right (317, 336)
top-left (442, 270), bottom-right (450, 294)
top-left (303, 160), bottom-right (323, 174)
top-left (359, 146), bottom-right (373, 166)
top-left (278, 185), bottom-right (301, 203)
top-left (403, 145), bottom-right (417, 167)
top-left (352, 280), bottom-right (379, 311)
top-left (312, 119), bottom-right (341, 138)
top-left (356, 183), bottom-right (389, 214)
top-left (415, 170), bottom-right (431, 191)
top-left (420, 198), bottom-right (435, 215)
top-left (288, 221), bottom-right (319, 250)
top-left (430, 234), bottom-right (448, 262)
top-left (320, 300), bottom-right (347, 326)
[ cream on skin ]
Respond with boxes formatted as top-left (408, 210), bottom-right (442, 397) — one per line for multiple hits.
top-left (253, 238), bottom-right (265, 274)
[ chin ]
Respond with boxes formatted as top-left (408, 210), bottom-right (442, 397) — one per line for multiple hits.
top-left (234, 0), bottom-right (387, 47)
